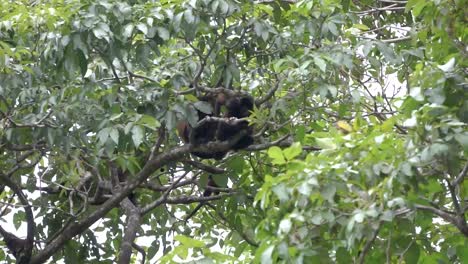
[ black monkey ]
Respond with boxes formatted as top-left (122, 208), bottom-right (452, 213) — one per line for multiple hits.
top-left (177, 94), bottom-right (226, 160)
top-left (217, 95), bottom-right (254, 150)
top-left (177, 92), bottom-right (254, 159)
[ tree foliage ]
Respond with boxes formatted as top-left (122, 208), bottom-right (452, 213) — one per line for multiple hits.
top-left (0, 0), bottom-right (466, 263)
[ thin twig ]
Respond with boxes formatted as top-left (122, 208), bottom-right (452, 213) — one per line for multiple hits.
top-left (452, 161), bottom-right (468, 186)
top-left (358, 222), bottom-right (381, 264)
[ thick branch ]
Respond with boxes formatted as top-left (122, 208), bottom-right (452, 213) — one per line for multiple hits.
top-left (0, 173), bottom-right (35, 263)
top-left (29, 144), bottom-right (192, 264)
top-left (117, 198), bottom-right (141, 264)
top-left (415, 204), bottom-right (468, 237)
top-left (30, 123), bottom-right (272, 262)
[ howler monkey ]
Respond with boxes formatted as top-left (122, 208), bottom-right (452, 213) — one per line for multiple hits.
top-left (217, 95), bottom-right (254, 150)
top-left (177, 92), bottom-right (254, 160)
top-left (176, 93), bottom-right (221, 159)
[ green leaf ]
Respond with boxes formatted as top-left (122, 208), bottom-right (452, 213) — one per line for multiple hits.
top-left (314, 137), bottom-right (336, 149)
top-left (407, 0), bottom-right (428, 16)
top-left (13, 211), bottom-right (25, 229)
top-left (261, 245), bottom-right (274, 264)
top-left (184, 9), bottom-right (195, 24)
top-left (137, 115), bottom-right (160, 130)
top-left (157, 27), bottom-right (170, 40)
top-left (211, 174), bottom-right (228, 188)
top-left (353, 24), bottom-right (369, 30)
top-left (272, 183), bottom-right (289, 202)
top-left (336, 247), bottom-right (352, 264)
top-left (314, 56), bottom-right (326, 72)
top-left (122, 24), bottom-right (134, 38)
top-left (76, 50), bottom-right (87, 77)
top-left (283, 142), bottom-right (302, 160)
top-left (136, 23), bottom-right (148, 35)
top-left (174, 235), bottom-right (205, 248)
top-left (193, 101), bottom-right (213, 114)
top-left (109, 113), bottom-right (123, 121)
top-left (109, 128), bottom-right (119, 144)
top-left (267, 146), bottom-right (286, 164)
top-left (131, 125), bottom-right (144, 147)
top-left (455, 133), bottom-right (468, 150)
top-left (354, 211), bottom-right (365, 223)
top-left (404, 242), bottom-right (420, 263)
top-left (97, 128), bottom-right (110, 145)
top-left (93, 22), bottom-right (110, 40)
top-left (279, 218), bottom-right (292, 234)
top-left (321, 185), bottom-right (336, 203)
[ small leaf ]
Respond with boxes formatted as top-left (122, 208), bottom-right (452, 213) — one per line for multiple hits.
top-left (272, 184), bottom-right (289, 202)
top-left (97, 127), bottom-right (109, 145)
top-left (354, 212), bottom-right (365, 223)
top-left (315, 137), bottom-right (336, 149)
top-left (336, 120), bottom-right (352, 133)
top-left (279, 218), bottom-right (292, 234)
top-left (93, 23), bottom-right (110, 40)
top-left (455, 133), bottom-right (468, 149)
top-left (136, 23), bottom-right (148, 35)
top-left (132, 126), bottom-right (144, 147)
top-left (109, 113), bottom-right (123, 121)
top-left (174, 235), bottom-right (205, 248)
top-left (123, 24), bottom-right (134, 38)
top-left (438, 58), bottom-right (455, 72)
top-left (138, 115), bottom-right (160, 130)
top-left (353, 24), bottom-right (369, 30)
top-left (184, 9), bottom-right (195, 23)
top-left (267, 146), bottom-right (286, 164)
top-left (157, 27), bottom-right (170, 40)
top-left (321, 185), bottom-right (336, 202)
top-left (261, 245), bottom-right (274, 264)
top-left (109, 128), bottom-right (119, 144)
top-left (311, 214), bottom-right (323, 225)
top-left (336, 247), bottom-right (352, 264)
top-left (194, 101), bottom-right (213, 114)
top-left (314, 56), bottom-right (326, 72)
top-left (283, 142), bottom-right (302, 160)
top-left (404, 242), bottom-right (420, 263)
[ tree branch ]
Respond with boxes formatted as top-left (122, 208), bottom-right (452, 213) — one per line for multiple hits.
top-left (29, 144), bottom-right (192, 264)
top-left (415, 204), bottom-right (468, 237)
top-left (358, 222), bottom-right (381, 264)
top-left (132, 242), bottom-right (146, 264)
top-left (117, 198), bottom-right (141, 264)
top-left (255, 75), bottom-right (282, 106)
top-left (182, 159), bottom-right (225, 174)
top-left (140, 172), bottom-right (189, 215)
top-left (452, 161), bottom-right (468, 187)
top-left (0, 173), bottom-right (35, 263)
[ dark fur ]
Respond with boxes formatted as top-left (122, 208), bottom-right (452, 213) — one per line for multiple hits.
top-left (178, 93), bottom-right (254, 160)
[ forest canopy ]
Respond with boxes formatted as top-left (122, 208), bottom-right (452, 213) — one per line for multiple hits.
top-left (0, 0), bottom-right (467, 263)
